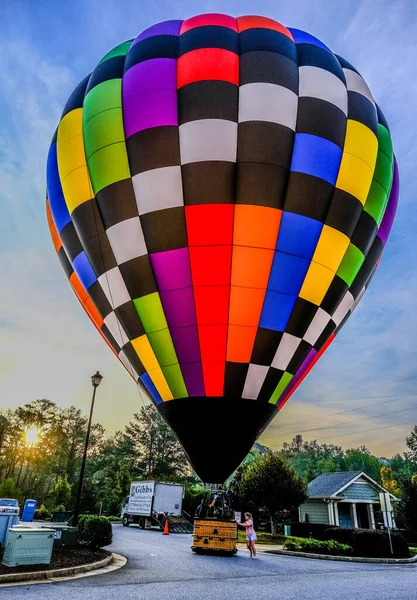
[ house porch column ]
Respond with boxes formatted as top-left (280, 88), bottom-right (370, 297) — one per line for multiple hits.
top-left (351, 503), bottom-right (358, 528)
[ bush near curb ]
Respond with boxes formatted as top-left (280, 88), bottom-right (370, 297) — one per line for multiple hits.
top-left (324, 527), bottom-right (410, 558)
top-left (78, 515), bottom-right (112, 548)
top-left (284, 537), bottom-right (352, 556)
top-left (287, 522), bottom-right (330, 540)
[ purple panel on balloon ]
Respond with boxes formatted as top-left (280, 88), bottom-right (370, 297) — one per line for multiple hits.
top-left (170, 325), bottom-right (201, 364)
top-left (150, 248), bottom-right (191, 291)
top-left (123, 59), bottom-right (177, 98)
top-left (160, 288), bottom-right (196, 328)
top-left (377, 159), bottom-right (399, 246)
top-left (181, 362), bottom-right (204, 397)
top-left (123, 89), bottom-right (178, 138)
top-left (132, 20), bottom-right (183, 46)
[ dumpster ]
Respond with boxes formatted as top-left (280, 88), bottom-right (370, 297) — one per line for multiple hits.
top-left (22, 499), bottom-right (37, 522)
top-left (2, 527), bottom-right (55, 567)
top-left (51, 511), bottom-right (72, 523)
top-left (0, 514), bottom-right (19, 548)
top-left (284, 525), bottom-right (291, 536)
top-left (51, 526), bottom-right (78, 548)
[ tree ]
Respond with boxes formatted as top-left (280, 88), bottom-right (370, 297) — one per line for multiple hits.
top-left (239, 453), bottom-right (307, 534)
top-left (405, 426), bottom-right (417, 468)
top-left (344, 446), bottom-right (382, 481)
top-left (0, 478), bottom-right (23, 504)
top-left (50, 476), bottom-right (71, 509)
top-left (397, 476), bottom-right (417, 533)
top-left (122, 406), bottom-right (189, 481)
top-left (380, 467), bottom-right (401, 497)
top-left (279, 435), bottom-right (346, 482)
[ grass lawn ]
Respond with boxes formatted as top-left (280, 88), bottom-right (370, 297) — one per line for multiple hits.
top-left (410, 548), bottom-right (417, 556)
top-left (237, 531), bottom-right (299, 545)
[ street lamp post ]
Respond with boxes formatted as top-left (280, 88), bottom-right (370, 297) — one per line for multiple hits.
top-left (72, 371), bottom-right (103, 527)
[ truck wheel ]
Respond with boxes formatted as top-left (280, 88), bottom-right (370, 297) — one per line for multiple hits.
top-left (122, 515), bottom-right (130, 527)
top-left (138, 517), bottom-right (145, 529)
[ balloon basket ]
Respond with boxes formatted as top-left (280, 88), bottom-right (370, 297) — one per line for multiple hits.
top-left (192, 518), bottom-right (237, 555)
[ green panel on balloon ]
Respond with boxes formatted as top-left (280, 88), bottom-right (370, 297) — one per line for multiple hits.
top-left (374, 152), bottom-right (393, 193)
top-left (133, 293), bottom-right (168, 333)
top-left (337, 244), bottom-right (365, 286)
top-left (269, 372), bottom-right (293, 405)
top-left (84, 108), bottom-right (125, 158)
top-left (97, 41), bottom-right (132, 66)
top-left (377, 124), bottom-right (393, 160)
top-left (87, 142), bottom-right (130, 193)
top-left (147, 329), bottom-right (178, 367)
top-left (83, 80), bottom-right (122, 124)
top-left (364, 179), bottom-right (387, 224)
top-left (161, 364), bottom-right (188, 398)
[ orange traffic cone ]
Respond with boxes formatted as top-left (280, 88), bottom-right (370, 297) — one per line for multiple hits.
top-left (163, 520), bottom-right (169, 535)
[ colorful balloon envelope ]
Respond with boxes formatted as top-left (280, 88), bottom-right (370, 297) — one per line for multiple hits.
top-left (46, 14), bottom-right (399, 483)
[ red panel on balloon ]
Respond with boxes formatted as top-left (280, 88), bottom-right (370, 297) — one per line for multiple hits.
top-left (237, 15), bottom-right (294, 39)
top-left (193, 286), bottom-right (229, 325)
top-left (180, 13), bottom-right (238, 34)
top-left (202, 361), bottom-right (225, 396)
top-left (189, 245), bottom-right (232, 286)
top-left (198, 325), bottom-right (227, 362)
top-left (185, 204), bottom-right (234, 246)
top-left (177, 49), bottom-right (239, 88)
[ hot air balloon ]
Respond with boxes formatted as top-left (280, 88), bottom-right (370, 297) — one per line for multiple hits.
top-left (46, 14), bottom-right (399, 484)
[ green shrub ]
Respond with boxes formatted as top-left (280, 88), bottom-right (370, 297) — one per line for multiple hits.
top-left (324, 527), bottom-right (410, 558)
top-left (78, 515), bottom-right (112, 548)
top-left (34, 504), bottom-right (51, 521)
top-left (288, 522), bottom-right (330, 540)
top-left (284, 537), bottom-right (352, 556)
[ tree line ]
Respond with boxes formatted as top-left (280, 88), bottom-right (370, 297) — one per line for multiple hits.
top-left (0, 399), bottom-right (416, 532)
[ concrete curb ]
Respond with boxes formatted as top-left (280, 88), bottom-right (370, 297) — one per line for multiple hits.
top-left (262, 548), bottom-right (417, 564)
top-left (0, 552), bottom-right (127, 586)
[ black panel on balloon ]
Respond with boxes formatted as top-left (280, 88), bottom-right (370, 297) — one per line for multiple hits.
top-left (140, 207), bottom-right (187, 252)
top-left (182, 162), bottom-right (236, 205)
top-left (158, 397), bottom-right (277, 483)
top-left (126, 127), bottom-right (181, 174)
top-left (236, 163), bottom-right (288, 208)
top-left (239, 51), bottom-right (298, 92)
top-left (325, 189), bottom-right (363, 237)
top-left (96, 180), bottom-right (139, 229)
top-left (178, 81), bottom-right (238, 124)
top-left (119, 255), bottom-right (157, 299)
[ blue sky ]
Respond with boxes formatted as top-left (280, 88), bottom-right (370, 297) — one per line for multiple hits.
top-left (1, 0), bottom-right (416, 455)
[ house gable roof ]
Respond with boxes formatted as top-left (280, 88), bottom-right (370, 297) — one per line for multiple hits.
top-left (307, 471), bottom-right (400, 500)
top-left (307, 471), bottom-right (362, 497)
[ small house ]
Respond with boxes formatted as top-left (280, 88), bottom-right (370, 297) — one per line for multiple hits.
top-left (299, 471), bottom-right (400, 529)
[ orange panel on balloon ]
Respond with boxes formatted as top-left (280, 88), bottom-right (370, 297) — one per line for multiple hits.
top-left (180, 13), bottom-right (238, 33)
top-left (228, 286), bottom-right (266, 327)
top-left (198, 325), bottom-right (227, 362)
top-left (46, 200), bottom-right (62, 252)
top-left (189, 245), bottom-right (232, 286)
top-left (237, 15), bottom-right (294, 39)
top-left (202, 361), bottom-right (225, 396)
top-left (233, 205), bottom-right (281, 249)
top-left (84, 297), bottom-right (104, 329)
top-left (185, 204), bottom-right (234, 246)
top-left (226, 325), bottom-right (257, 363)
top-left (231, 246), bottom-right (274, 288)
top-left (177, 49), bottom-right (239, 88)
top-left (194, 286), bottom-right (229, 325)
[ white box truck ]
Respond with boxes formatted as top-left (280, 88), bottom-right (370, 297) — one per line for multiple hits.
top-left (121, 481), bottom-right (192, 532)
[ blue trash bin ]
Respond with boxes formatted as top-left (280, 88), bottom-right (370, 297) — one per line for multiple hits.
top-left (22, 499), bottom-right (37, 522)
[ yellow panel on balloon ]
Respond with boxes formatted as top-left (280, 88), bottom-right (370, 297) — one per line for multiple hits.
top-left (336, 153), bottom-right (374, 205)
top-left (299, 261), bottom-right (334, 306)
top-left (312, 225), bottom-right (350, 273)
top-left (343, 120), bottom-right (378, 171)
top-left (57, 108), bottom-right (82, 143)
top-left (58, 134), bottom-right (86, 180)
top-left (131, 335), bottom-right (173, 401)
top-left (147, 369), bottom-right (174, 402)
top-left (61, 166), bottom-right (94, 214)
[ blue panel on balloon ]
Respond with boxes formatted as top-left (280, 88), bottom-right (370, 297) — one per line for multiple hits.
top-left (288, 28), bottom-right (331, 52)
top-left (260, 290), bottom-right (297, 331)
top-left (290, 133), bottom-right (342, 185)
top-left (47, 144), bottom-right (71, 233)
top-left (277, 212), bottom-right (323, 260)
top-left (268, 251), bottom-right (310, 296)
top-left (72, 251), bottom-right (97, 290)
top-left (140, 373), bottom-right (163, 404)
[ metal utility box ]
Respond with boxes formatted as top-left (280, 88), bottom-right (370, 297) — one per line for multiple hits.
top-left (22, 499), bottom-right (37, 522)
top-left (192, 519), bottom-right (237, 554)
top-left (51, 526), bottom-right (78, 548)
top-left (0, 514), bottom-right (19, 547)
top-left (2, 527), bottom-right (55, 567)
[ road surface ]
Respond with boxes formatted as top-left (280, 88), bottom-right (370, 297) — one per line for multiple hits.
top-left (3, 524), bottom-right (416, 599)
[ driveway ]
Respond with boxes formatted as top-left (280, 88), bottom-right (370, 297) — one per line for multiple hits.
top-left (4, 524), bottom-right (416, 599)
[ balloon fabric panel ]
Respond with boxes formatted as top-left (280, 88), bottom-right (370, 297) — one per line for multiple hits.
top-left (46, 14), bottom-right (398, 481)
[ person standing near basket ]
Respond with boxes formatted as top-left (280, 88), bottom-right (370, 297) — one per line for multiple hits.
top-left (237, 512), bottom-right (257, 558)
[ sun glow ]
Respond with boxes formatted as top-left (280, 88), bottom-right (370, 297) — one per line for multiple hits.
top-left (25, 426), bottom-right (40, 446)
